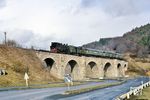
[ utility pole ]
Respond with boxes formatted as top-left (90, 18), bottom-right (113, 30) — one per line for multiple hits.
top-left (4, 32), bottom-right (7, 45)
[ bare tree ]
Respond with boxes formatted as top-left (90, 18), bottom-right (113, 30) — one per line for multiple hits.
top-left (3, 39), bottom-right (22, 47)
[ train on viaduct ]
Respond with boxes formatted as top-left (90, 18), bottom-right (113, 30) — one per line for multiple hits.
top-left (36, 51), bottom-right (128, 80)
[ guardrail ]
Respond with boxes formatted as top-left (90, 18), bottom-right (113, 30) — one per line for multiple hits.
top-left (116, 80), bottom-right (150, 100)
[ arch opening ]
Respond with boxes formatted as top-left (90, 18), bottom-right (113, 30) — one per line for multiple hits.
top-left (103, 63), bottom-right (112, 78)
top-left (89, 62), bottom-right (96, 69)
top-left (124, 64), bottom-right (126, 68)
top-left (117, 63), bottom-right (123, 77)
top-left (44, 58), bottom-right (55, 70)
top-left (65, 60), bottom-right (80, 80)
top-left (123, 64), bottom-right (127, 76)
top-left (86, 61), bottom-right (99, 78)
top-left (43, 58), bottom-right (57, 78)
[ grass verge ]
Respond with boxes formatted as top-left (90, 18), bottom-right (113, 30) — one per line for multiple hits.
top-left (64, 80), bottom-right (126, 95)
top-left (129, 86), bottom-right (150, 100)
top-left (0, 81), bottom-right (86, 91)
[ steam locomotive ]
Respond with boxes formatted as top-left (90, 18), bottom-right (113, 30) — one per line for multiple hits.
top-left (50, 42), bottom-right (123, 60)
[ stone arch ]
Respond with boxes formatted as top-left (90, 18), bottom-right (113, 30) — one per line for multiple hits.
top-left (86, 61), bottom-right (99, 78)
top-left (65, 60), bottom-right (80, 80)
top-left (124, 64), bottom-right (127, 68)
top-left (44, 58), bottom-right (55, 70)
top-left (103, 62), bottom-right (112, 78)
top-left (117, 63), bottom-right (123, 77)
top-left (43, 58), bottom-right (57, 75)
top-left (123, 64), bottom-right (127, 76)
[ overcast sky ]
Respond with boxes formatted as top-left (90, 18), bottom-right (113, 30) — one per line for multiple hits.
top-left (0, 0), bottom-right (150, 49)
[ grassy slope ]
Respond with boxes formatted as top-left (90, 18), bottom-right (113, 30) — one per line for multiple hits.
top-left (125, 53), bottom-right (150, 99)
top-left (129, 86), bottom-right (150, 100)
top-left (0, 45), bottom-right (149, 87)
top-left (0, 45), bottom-right (59, 87)
top-left (124, 53), bottom-right (150, 76)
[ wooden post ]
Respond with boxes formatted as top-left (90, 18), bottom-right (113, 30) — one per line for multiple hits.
top-left (4, 32), bottom-right (7, 45)
top-left (26, 79), bottom-right (29, 87)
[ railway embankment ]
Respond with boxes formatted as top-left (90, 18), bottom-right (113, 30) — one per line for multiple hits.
top-left (0, 45), bottom-right (59, 87)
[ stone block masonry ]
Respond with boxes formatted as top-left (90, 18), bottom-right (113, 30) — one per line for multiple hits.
top-left (36, 51), bottom-right (128, 80)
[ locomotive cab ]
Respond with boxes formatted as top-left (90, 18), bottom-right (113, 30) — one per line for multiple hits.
top-left (50, 42), bottom-right (70, 54)
top-left (50, 42), bottom-right (62, 53)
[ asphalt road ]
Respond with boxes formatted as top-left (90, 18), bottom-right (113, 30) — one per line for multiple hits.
top-left (0, 77), bottom-right (149, 100)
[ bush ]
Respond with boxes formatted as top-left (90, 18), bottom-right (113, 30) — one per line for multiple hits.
top-left (12, 62), bottom-right (26, 74)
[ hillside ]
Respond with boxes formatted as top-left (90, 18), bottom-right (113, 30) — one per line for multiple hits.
top-left (83, 23), bottom-right (150, 76)
top-left (124, 53), bottom-right (150, 76)
top-left (0, 45), bottom-right (59, 87)
top-left (83, 23), bottom-right (150, 57)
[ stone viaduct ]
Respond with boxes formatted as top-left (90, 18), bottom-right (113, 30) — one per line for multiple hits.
top-left (36, 51), bottom-right (128, 80)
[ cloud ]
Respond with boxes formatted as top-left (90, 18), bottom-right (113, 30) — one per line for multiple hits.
top-left (0, 0), bottom-right (150, 49)
top-left (0, 0), bottom-right (6, 8)
top-left (1, 29), bottom-right (56, 50)
top-left (4, 29), bottom-right (34, 47)
top-left (104, 0), bottom-right (138, 16)
top-left (80, 0), bottom-right (150, 17)
top-left (0, 29), bottom-right (31, 46)
top-left (80, 0), bottom-right (100, 8)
